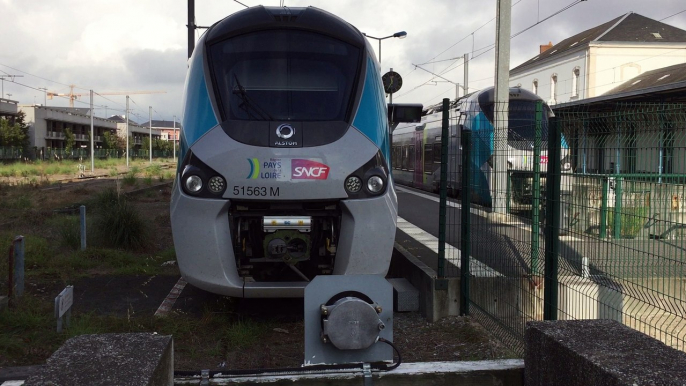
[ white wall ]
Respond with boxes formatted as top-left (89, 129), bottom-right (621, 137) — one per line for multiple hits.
top-left (510, 48), bottom-right (587, 105)
top-left (589, 43), bottom-right (686, 97)
top-left (511, 43), bottom-right (686, 104)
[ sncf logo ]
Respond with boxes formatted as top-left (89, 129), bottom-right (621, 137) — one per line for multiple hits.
top-left (292, 159), bottom-right (330, 180)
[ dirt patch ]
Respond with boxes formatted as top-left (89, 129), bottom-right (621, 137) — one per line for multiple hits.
top-left (0, 166), bottom-right (514, 372)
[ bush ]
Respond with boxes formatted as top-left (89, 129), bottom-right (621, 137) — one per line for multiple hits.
top-left (122, 172), bottom-right (137, 186)
top-left (54, 216), bottom-right (82, 250)
top-left (92, 190), bottom-right (149, 250)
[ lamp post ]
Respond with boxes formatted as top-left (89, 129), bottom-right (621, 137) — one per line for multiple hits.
top-left (362, 31), bottom-right (407, 63)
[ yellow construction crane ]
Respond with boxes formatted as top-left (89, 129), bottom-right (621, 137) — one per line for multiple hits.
top-left (47, 85), bottom-right (166, 107)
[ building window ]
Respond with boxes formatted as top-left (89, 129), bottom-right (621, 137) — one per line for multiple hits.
top-left (550, 74), bottom-right (558, 103)
top-left (572, 68), bottom-right (580, 99)
top-left (532, 79), bottom-right (538, 95)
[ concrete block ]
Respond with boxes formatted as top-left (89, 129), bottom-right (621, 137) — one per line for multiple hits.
top-left (25, 333), bottom-right (173, 386)
top-left (526, 319), bottom-right (686, 386)
top-left (388, 278), bottom-right (419, 312)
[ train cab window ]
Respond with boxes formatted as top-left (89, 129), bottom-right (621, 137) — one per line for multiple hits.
top-left (433, 142), bottom-right (442, 163)
top-left (424, 144), bottom-right (433, 174)
top-left (392, 146), bottom-right (401, 169)
top-left (209, 30), bottom-right (361, 122)
top-left (408, 145), bottom-right (415, 171)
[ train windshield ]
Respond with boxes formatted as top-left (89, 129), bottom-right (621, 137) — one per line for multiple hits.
top-left (483, 101), bottom-right (549, 142)
top-left (209, 30), bottom-right (361, 122)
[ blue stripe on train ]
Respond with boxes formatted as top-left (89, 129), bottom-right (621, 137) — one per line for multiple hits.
top-left (179, 45), bottom-right (218, 162)
top-left (352, 58), bottom-right (391, 162)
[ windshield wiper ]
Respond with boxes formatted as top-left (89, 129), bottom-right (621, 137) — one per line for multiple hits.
top-left (233, 75), bottom-right (273, 121)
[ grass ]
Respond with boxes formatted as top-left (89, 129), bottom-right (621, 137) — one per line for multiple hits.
top-left (224, 319), bottom-right (269, 349)
top-left (91, 189), bottom-right (150, 251)
top-left (0, 159), bottom-right (170, 180)
top-left (608, 207), bottom-right (648, 238)
top-left (0, 291), bottom-right (273, 367)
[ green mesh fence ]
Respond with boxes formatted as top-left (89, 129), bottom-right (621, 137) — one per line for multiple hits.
top-left (442, 100), bottom-right (686, 356)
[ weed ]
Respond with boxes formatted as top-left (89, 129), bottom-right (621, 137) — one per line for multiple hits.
top-left (224, 319), bottom-right (268, 349)
top-left (123, 172), bottom-right (137, 186)
top-left (144, 176), bottom-right (153, 186)
top-left (146, 164), bottom-right (161, 177)
top-left (53, 216), bottom-right (82, 250)
top-left (7, 195), bottom-right (32, 209)
top-left (92, 193), bottom-right (150, 250)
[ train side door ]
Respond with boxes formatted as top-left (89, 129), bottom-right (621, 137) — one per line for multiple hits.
top-left (414, 130), bottom-right (423, 185)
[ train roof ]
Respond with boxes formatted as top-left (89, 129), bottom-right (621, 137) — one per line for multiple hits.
top-left (205, 6), bottom-right (365, 48)
top-left (419, 86), bottom-right (543, 117)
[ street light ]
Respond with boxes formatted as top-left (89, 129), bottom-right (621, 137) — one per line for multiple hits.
top-left (362, 31), bottom-right (407, 63)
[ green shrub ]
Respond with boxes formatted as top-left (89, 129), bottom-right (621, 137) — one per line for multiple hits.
top-left (54, 216), bottom-right (82, 250)
top-left (122, 172), bottom-right (137, 186)
top-left (92, 191), bottom-right (149, 250)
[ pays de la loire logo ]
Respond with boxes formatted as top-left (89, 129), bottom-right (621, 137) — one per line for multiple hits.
top-left (292, 159), bottom-right (330, 180)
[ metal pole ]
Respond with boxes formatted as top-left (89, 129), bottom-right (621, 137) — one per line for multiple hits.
top-left (80, 205), bottom-right (87, 251)
top-left (149, 106), bottom-right (152, 164)
top-left (438, 98), bottom-right (450, 278)
top-left (389, 67), bottom-right (393, 104)
top-left (188, 0), bottom-right (195, 59)
top-left (600, 177), bottom-right (609, 239)
top-left (531, 101), bottom-right (542, 275)
top-left (493, 0), bottom-right (512, 214)
top-left (378, 40), bottom-right (381, 63)
top-left (613, 177), bottom-right (623, 239)
top-left (460, 129), bottom-right (472, 316)
top-left (543, 117), bottom-right (561, 320)
top-left (13, 236), bottom-right (24, 299)
top-left (463, 53), bottom-right (469, 95)
top-left (173, 115), bottom-right (176, 162)
top-left (126, 96), bottom-right (129, 168)
top-left (90, 90), bottom-right (94, 173)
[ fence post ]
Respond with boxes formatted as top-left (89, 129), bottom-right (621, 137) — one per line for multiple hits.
top-left (543, 117), bottom-right (561, 320)
top-left (460, 129), bottom-right (472, 316)
top-left (600, 177), bottom-right (609, 238)
top-left (613, 177), bottom-right (623, 239)
top-left (12, 236), bottom-right (25, 299)
top-left (80, 205), bottom-right (87, 250)
top-left (437, 98), bottom-right (450, 278)
top-left (531, 101), bottom-right (542, 275)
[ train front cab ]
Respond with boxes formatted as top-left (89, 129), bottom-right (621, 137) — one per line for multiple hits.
top-left (170, 6), bottom-right (420, 298)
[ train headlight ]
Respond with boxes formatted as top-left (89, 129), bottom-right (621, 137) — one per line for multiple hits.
top-left (563, 162), bottom-right (571, 171)
top-left (207, 176), bottom-right (226, 194)
top-left (185, 175), bottom-right (203, 194)
top-left (367, 176), bottom-right (384, 194)
top-left (345, 176), bottom-right (362, 193)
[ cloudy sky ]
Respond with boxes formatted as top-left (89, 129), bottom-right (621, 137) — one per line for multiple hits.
top-left (1, 0), bottom-right (685, 123)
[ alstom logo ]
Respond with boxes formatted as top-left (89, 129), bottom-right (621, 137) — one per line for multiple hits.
top-left (292, 159), bottom-right (330, 180)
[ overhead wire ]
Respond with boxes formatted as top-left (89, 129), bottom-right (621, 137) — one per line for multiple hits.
top-left (396, 0), bottom-right (585, 101)
top-left (659, 9), bottom-right (686, 22)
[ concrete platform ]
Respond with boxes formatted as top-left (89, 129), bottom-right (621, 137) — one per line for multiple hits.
top-left (24, 333), bottom-right (173, 386)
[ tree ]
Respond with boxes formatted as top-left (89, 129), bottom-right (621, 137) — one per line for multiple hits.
top-left (102, 131), bottom-right (124, 150)
top-left (64, 128), bottom-right (75, 152)
top-left (142, 136), bottom-right (150, 154)
top-left (0, 112), bottom-right (29, 149)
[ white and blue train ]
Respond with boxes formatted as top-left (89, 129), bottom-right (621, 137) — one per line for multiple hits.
top-left (393, 87), bottom-right (570, 207)
top-left (171, 6), bottom-right (419, 298)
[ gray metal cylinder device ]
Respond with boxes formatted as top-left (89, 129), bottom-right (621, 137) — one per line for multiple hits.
top-left (304, 275), bottom-right (393, 366)
top-left (321, 297), bottom-right (384, 350)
